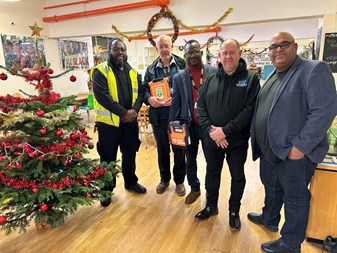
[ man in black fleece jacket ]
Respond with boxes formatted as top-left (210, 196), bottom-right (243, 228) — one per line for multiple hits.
top-left (195, 39), bottom-right (260, 231)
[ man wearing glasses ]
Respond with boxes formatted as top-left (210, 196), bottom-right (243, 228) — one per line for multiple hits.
top-left (92, 38), bottom-right (146, 207)
top-left (248, 32), bottom-right (337, 252)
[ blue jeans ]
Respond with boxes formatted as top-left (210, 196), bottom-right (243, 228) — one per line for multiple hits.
top-left (185, 123), bottom-right (206, 192)
top-left (260, 155), bottom-right (316, 249)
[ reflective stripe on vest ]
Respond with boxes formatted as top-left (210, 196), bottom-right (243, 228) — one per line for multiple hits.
top-left (92, 61), bottom-right (138, 126)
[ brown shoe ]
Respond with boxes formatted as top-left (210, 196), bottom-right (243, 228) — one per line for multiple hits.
top-left (175, 183), bottom-right (186, 196)
top-left (185, 191), bottom-right (201, 204)
top-left (156, 181), bottom-right (169, 194)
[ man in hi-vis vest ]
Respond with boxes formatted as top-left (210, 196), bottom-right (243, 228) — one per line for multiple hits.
top-left (91, 38), bottom-right (146, 207)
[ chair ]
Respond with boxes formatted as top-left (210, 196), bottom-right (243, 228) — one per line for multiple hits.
top-left (79, 93), bottom-right (94, 122)
top-left (137, 105), bottom-right (154, 149)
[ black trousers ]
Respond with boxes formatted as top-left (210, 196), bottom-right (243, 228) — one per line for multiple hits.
top-left (152, 119), bottom-right (186, 184)
top-left (96, 122), bottom-right (140, 190)
top-left (204, 142), bottom-right (248, 213)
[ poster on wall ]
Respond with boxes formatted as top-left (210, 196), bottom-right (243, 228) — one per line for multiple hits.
top-left (1, 33), bottom-right (46, 69)
top-left (59, 39), bottom-right (89, 69)
top-left (322, 32), bottom-right (337, 73)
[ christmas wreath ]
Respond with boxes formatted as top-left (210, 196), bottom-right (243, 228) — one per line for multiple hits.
top-left (147, 7), bottom-right (179, 47)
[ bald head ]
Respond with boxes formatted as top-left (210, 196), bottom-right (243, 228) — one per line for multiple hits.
top-left (220, 38), bottom-right (241, 51)
top-left (271, 32), bottom-right (295, 43)
top-left (268, 31), bottom-right (298, 72)
top-left (219, 38), bottom-right (241, 75)
top-left (155, 34), bottom-right (172, 47)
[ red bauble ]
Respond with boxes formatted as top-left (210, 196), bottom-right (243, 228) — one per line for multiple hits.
top-left (83, 181), bottom-right (89, 187)
top-left (0, 215), bottom-right (7, 224)
top-left (48, 68), bottom-right (54, 74)
top-left (0, 72), bottom-right (8, 80)
top-left (39, 127), bottom-right (47, 135)
top-left (55, 129), bottom-right (63, 136)
top-left (73, 106), bottom-right (78, 112)
top-left (85, 193), bottom-right (92, 198)
top-left (15, 162), bottom-right (21, 169)
top-left (32, 187), bottom-right (39, 193)
top-left (88, 143), bottom-right (94, 149)
top-left (39, 66), bottom-right (48, 74)
top-left (36, 109), bottom-right (45, 117)
top-left (28, 152), bottom-right (36, 158)
top-left (70, 75), bottom-right (77, 82)
top-left (114, 168), bottom-right (120, 175)
top-left (70, 132), bottom-right (78, 140)
top-left (40, 204), bottom-right (48, 211)
top-left (75, 153), bottom-right (81, 159)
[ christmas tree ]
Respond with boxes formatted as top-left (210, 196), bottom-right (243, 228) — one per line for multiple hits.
top-left (0, 23), bottom-right (118, 234)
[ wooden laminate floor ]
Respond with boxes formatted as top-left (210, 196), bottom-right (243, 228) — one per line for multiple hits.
top-left (0, 114), bottom-right (325, 253)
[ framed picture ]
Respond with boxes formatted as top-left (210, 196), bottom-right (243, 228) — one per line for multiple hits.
top-left (1, 33), bottom-right (46, 69)
top-left (59, 39), bottom-right (89, 69)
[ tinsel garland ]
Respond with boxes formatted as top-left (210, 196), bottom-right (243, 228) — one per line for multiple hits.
top-left (0, 92), bottom-right (60, 113)
top-left (111, 26), bottom-right (147, 42)
top-left (167, 6), bottom-right (233, 33)
top-left (110, 6), bottom-right (234, 44)
top-left (240, 34), bottom-right (255, 47)
top-left (242, 48), bottom-right (268, 56)
top-left (0, 166), bottom-right (109, 190)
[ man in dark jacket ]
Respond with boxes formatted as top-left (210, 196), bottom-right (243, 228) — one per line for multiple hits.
top-left (249, 32), bottom-right (337, 253)
top-left (143, 34), bottom-right (186, 196)
top-left (195, 39), bottom-right (260, 231)
top-left (169, 39), bottom-right (217, 204)
top-left (92, 38), bottom-right (146, 208)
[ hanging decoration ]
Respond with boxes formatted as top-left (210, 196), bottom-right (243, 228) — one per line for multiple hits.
top-left (111, 26), bottom-right (147, 42)
top-left (240, 34), bottom-right (255, 47)
top-left (241, 34), bottom-right (268, 56)
top-left (110, 5), bottom-right (234, 46)
top-left (242, 48), bottom-right (268, 56)
top-left (201, 35), bottom-right (225, 49)
top-left (167, 6), bottom-right (233, 33)
top-left (146, 6), bottom-right (179, 47)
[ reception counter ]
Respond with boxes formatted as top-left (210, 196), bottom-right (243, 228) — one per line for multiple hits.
top-left (306, 163), bottom-right (337, 241)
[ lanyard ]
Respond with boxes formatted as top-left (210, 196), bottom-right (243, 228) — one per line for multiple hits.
top-left (189, 67), bottom-right (204, 97)
top-left (163, 66), bottom-right (170, 77)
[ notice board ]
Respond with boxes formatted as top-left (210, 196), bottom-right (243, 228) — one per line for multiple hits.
top-left (322, 32), bottom-right (337, 73)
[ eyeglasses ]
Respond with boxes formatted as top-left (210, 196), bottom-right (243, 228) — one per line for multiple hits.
top-left (111, 47), bottom-right (126, 53)
top-left (185, 50), bottom-right (201, 57)
top-left (268, 41), bottom-right (294, 51)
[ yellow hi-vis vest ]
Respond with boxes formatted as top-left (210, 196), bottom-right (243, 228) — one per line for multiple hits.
top-left (91, 61), bottom-right (138, 127)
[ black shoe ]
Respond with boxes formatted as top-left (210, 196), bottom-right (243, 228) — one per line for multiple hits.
top-left (323, 236), bottom-right (337, 252)
top-left (247, 212), bottom-right (278, 232)
top-left (194, 206), bottom-right (218, 221)
top-left (100, 197), bottom-right (111, 207)
top-left (229, 212), bottom-right (241, 231)
top-left (261, 239), bottom-right (301, 253)
top-left (125, 183), bottom-right (147, 194)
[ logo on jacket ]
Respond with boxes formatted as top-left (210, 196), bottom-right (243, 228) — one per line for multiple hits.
top-left (236, 80), bottom-right (247, 87)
